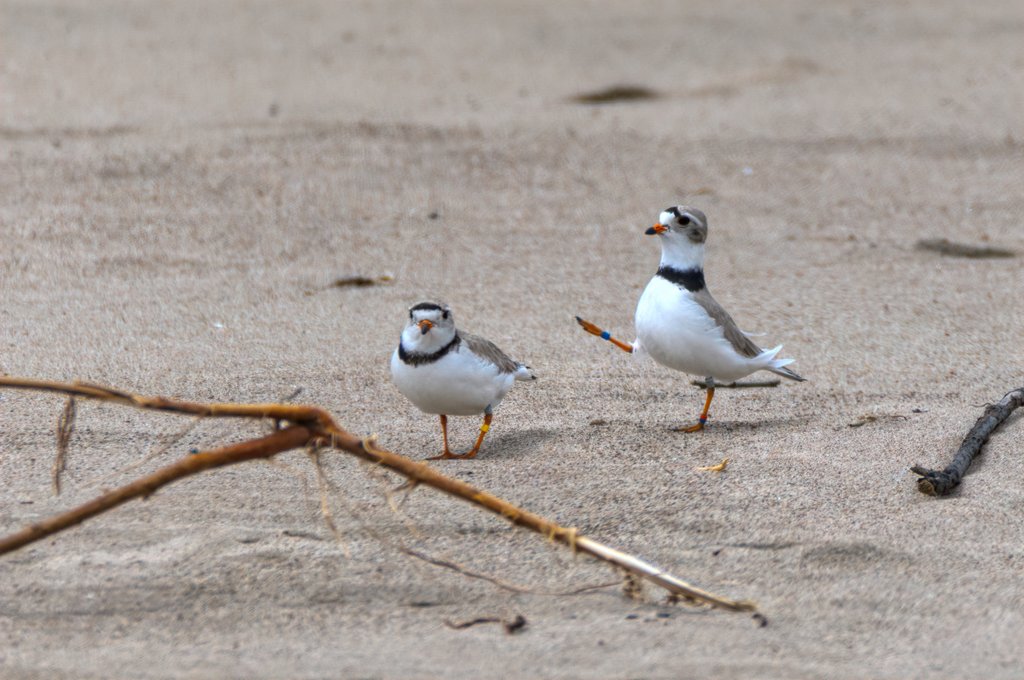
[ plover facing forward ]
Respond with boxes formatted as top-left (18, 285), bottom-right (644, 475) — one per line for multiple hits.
top-left (577, 206), bottom-right (804, 431)
top-left (391, 302), bottom-right (536, 459)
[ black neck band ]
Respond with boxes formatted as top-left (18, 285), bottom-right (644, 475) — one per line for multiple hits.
top-left (398, 333), bottom-right (461, 366)
top-left (657, 265), bottom-right (705, 292)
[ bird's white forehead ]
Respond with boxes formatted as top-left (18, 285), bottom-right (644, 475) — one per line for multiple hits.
top-left (659, 206), bottom-right (706, 227)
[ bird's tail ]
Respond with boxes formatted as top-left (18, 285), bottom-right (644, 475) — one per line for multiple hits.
top-left (759, 345), bottom-right (806, 382)
top-left (514, 364), bottom-right (537, 381)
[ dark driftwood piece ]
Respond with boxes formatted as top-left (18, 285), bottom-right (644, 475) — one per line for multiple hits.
top-left (915, 238), bottom-right (1016, 259)
top-left (0, 376), bottom-right (757, 613)
top-left (911, 386), bottom-right (1024, 496)
top-left (570, 85), bottom-right (661, 104)
top-left (329, 274), bottom-right (394, 288)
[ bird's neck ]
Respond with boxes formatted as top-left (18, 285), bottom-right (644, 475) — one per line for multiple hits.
top-left (398, 331), bottom-right (461, 366)
top-left (656, 264), bottom-right (705, 292)
top-left (659, 240), bottom-right (705, 273)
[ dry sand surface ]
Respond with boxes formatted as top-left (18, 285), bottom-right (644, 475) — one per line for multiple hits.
top-left (2, 1), bottom-right (1024, 678)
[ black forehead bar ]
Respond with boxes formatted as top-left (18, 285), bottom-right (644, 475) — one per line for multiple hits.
top-left (665, 206), bottom-right (681, 217)
top-left (409, 302), bottom-right (444, 314)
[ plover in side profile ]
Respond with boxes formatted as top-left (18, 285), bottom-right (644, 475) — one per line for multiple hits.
top-left (391, 301), bottom-right (536, 459)
top-left (576, 206), bottom-right (804, 431)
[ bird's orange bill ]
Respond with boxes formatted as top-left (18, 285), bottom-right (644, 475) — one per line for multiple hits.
top-left (429, 413), bottom-right (492, 460)
top-left (575, 316), bottom-right (634, 353)
top-left (645, 223), bottom-right (667, 235)
top-left (418, 319), bottom-right (434, 334)
top-left (675, 386), bottom-right (715, 433)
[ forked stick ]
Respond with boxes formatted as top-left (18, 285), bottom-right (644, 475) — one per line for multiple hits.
top-left (911, 386), bottom-right (1024, 496)
top-left (0, 377), bottom-right (757, 613)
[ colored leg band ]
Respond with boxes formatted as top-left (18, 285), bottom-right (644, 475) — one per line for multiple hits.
top-left (600, 331), bottom-right (611, 340)
top-left (479, 423), bottom-right (490, 433)
top-left (699, 416), bottom-right (707, 423)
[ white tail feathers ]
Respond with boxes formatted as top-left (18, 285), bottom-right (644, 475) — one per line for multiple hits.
top-left (760, 345), bottom-right (805, 381)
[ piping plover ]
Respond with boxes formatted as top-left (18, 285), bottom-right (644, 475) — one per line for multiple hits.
top-left (390, 301), bottom-right (536, 459)
top-left (577, 206), bottom-right (804, 431)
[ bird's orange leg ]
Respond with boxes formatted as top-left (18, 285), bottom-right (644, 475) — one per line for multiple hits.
top-left (575, 316), bottom-right (634, 353)
top-left (439, 414), bottom-right (451, 456)
top-left (675, 386), bottom-right (715, 433)
top-left (464, 412), bottom-right (493, 459)
top-left (429, 413), bottom-right (492, 460)
top-left (427, 415), bottom-right (455, 459)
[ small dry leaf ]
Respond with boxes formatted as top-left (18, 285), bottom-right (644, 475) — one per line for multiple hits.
top-left (848, 415), bottom-right (878, 428)
top-left (697, 458), bottom-right (729, 472)
top-left (848, 413), bottom-right (908, 428)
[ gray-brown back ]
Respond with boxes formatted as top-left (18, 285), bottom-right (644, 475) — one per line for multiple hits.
top-left (690, 287), bottom-right (763, 359)
top-left (461, 332), bottom-right (521, 374)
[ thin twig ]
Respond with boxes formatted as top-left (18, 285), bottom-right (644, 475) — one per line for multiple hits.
top-left (691, 379), bottom-right (780, 389)
top-left (911, 386), bottom-right (1024, 496)
top-left (399, 547), bottom-right (620, 596)
top-left (309, 449), bottom-right (351, 558)
top-left (357, 460), bottom-right (426, 541)
top-left (444, 614), bottom-right (527, 633)
top-left (52, 396), bottom-right (76, 495)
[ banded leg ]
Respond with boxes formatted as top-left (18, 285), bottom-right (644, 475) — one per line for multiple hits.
top-left (675, 380), bottom-right (715, 433)
top-left (575, 316), bottom-right (634, 353)
top-left (429, 412), bottom-right (493, 460)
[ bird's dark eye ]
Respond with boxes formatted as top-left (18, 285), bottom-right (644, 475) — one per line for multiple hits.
top-left (442, 310), bottom-right (449, 320)
top-left (679, 215), bottom-right (691, 226)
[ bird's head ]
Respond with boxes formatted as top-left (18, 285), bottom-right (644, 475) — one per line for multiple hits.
top-left (403, 301), bottom-right (457, 349)
top-left (646, 205), bottom-right (708, 269)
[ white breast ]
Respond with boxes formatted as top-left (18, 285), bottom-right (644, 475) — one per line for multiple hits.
top-left (390, 345), bottom-right (516, 416)
top-left (634, 277), bottom-right (759, 382)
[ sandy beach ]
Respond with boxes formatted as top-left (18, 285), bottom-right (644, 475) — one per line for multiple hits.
top-left (2, 1), bottom-right (1023, 677)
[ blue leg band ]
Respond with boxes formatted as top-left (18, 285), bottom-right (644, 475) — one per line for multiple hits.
top-left (600, 331), bottom-right (611, 340)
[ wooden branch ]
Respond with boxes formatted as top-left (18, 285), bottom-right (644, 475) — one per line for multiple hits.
top-left (0, 377), bottom-right (335, 427)
top-left (911, 386), bottom-right (1024, 496)
top-left (0, 376), bottom-right (757, 613)
top-left (0, 426), bottom-right (312, 554)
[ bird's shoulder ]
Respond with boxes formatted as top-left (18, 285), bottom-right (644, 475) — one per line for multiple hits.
top-left (459, 331), bottom-right (520, 374)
